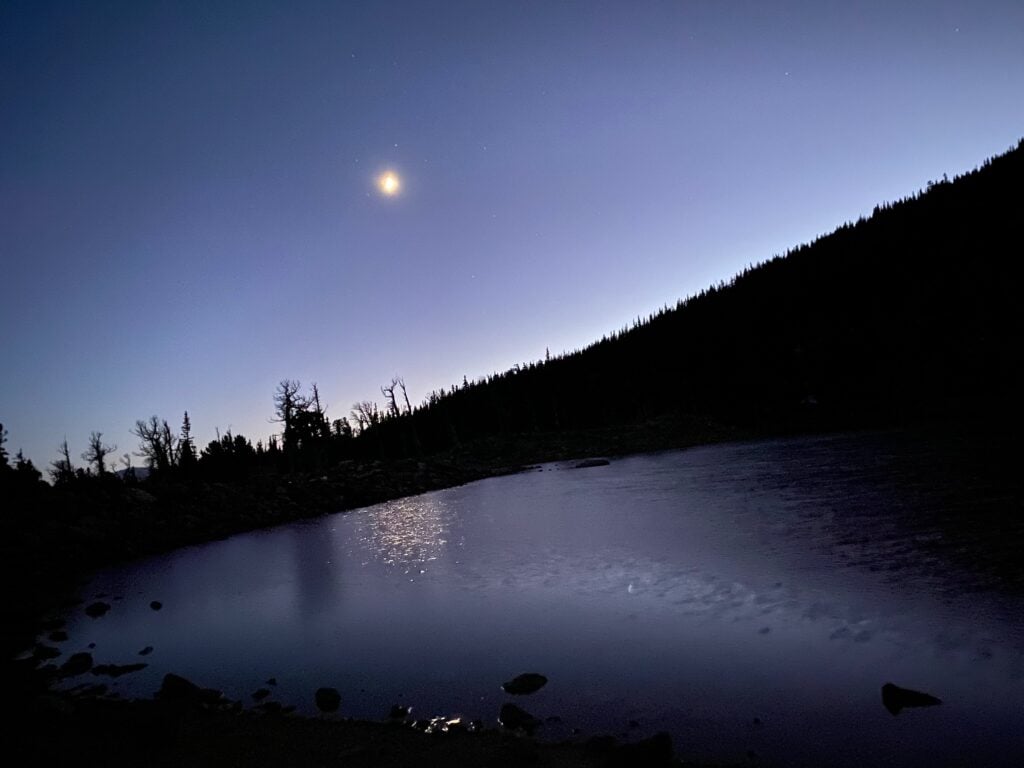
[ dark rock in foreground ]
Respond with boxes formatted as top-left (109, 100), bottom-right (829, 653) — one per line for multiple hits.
top-left (149, 601), bottom-right (162, 611)
top-left (574, 458), bottom-right (610, 469)
top-left (604, 732), bottom-right (674, 767)
top-left (498, 703), bottom-right (540, 733)
top-left (32, 644), bottom-right (62, 662)
top-left (92, 663), bottom-right (148, 678)
top-left (138, 646), bottom-right (153, 656)
top-left (85, 601), bottom-right (111, 618)
top-left (882, 682), bottom-right (942, 715)
top-left (157, 673), bottom-right (230, 709)
top-left (502, 672), bottom-right (548, 695)
top-left (315, 687), bottom-right (341, 713)
top-left (59, 652), bottom-right (94, 677)
top-left (158, 673), bottom-right (201, 701)
top-left (252, 688), bottom-right (271, 701)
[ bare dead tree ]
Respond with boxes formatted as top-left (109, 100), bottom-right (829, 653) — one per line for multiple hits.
top-left (397, 377), bottom-right (412, 415)
top-left (49, 438), bottom-right (75, 484)
top-left (350, 401), bottom-right (380, 434)
top-left (381, 379), bottom-right (400, 419)
top-left (272, 379), bottom-right (309, 450)
top-left (310, 383), bottom-right (329, 438)
top-left (350, 406), bottom-right (367, 434)
top-left (82, 431), bottom-right (116, 476)
top-left (132, 416), bottom-right (178, 472)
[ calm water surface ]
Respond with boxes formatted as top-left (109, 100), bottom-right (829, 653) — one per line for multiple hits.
top-left (58, 431), bottom-right (1024, 766)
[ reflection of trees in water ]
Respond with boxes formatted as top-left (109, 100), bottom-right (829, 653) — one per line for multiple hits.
top-left (362, 498), bottom-right (450, 570)
top-left (290, 524), bottom-right (341, 616)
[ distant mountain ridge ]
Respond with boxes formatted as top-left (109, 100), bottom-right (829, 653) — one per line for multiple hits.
top-left (368, 139), bottom-right (1024, 455)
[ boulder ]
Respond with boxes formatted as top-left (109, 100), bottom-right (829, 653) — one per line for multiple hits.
top-left (501, 672), bottom-right (548, 695)
top-left (606, 732), bottom-right (674, 767)
top-left (32, 644), bottom-right (62, 662)
top-left (149, 601), bottom-right (163, 611)
top-left (881, 682), bottom-right (942, 715)
top-left (157, 673), bottom-right (201, 702)
top-left (315, 687), bottom-right (341, 713)
top-left (85, 601), bottom-right (111, 618)
top-left (498, 703), bottom-right (540, 733)
top-left (92, 663), bottom-right (147, 678)
top-left (574, 458), bottom-right (610, 469)
top-left (59, 652), bottom-right (94, 677)
top-left (138, 646), bottom-right (154, 656)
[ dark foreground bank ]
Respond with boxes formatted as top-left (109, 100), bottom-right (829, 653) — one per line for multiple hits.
top-left (12, 691), bottom-right (709, 768)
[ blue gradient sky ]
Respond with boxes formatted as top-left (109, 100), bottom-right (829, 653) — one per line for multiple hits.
top-left (3, 0), bottom-right (1023, 469)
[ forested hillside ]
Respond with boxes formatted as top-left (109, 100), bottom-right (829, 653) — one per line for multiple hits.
top-left (376, 139), bottom-right (1023, 456)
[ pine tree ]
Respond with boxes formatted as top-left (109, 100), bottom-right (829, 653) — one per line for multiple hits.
top-left (0, 422), bottom-right (9, 471)
top-left (179, 411), bottom-right (196, 470)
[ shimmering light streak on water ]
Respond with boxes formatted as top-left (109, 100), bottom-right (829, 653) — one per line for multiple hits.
top-left (355, 497), bottom-right (451, 570)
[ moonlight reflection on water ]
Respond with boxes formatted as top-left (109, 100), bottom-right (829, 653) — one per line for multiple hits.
top-left (355, 497), bottom-right (452, 570)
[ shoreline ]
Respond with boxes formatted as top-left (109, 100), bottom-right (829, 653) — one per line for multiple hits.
top-left (6, 416), bottom-right (1018, 766)
top-left (5, 416), bottom-right (747, 767)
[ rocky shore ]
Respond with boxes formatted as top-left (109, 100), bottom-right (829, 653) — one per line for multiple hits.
top-left (12, 688), bottom-right (696, 768)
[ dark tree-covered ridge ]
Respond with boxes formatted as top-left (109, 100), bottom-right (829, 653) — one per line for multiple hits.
top-left (358, 138), bottom-right (1022, 457)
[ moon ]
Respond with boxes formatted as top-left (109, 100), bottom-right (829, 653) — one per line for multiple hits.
top-left (378, 171), bottom-right (401, 196)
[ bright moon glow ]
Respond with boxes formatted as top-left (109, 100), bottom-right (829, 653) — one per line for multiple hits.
top-left (378, 171), bottom-right (401, 196)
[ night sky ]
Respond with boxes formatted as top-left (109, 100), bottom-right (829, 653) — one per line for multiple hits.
top-left (3, 1), bottom-right (1023, 469)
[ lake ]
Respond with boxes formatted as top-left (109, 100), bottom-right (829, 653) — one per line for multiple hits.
top-left (55, 430), bottom-right (1024, 766)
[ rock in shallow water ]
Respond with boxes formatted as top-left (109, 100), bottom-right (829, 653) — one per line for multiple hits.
top-left (92, 663), bottom-right (147, 678)
top-left (157, 673), bottom-right (228, 709)
top-left (882, 682), bottom-right (942, 715)
top-left (499, 703), bottom-right (540, 733)
top-left (502, 672), bottom-right (548, 695)
top-left (32, 644), bottom-right (62, 662)
top-left (158, 673), bottom-right (201, 701)
top-left (59, 652), bottom-right (93, 677)
top-left (85, 601), bottom-right (111, 618)
top-left (573, 458), bottom-right (610, 469)
top-left (606, 732), bottom-right (674, 767)
top-left (315, 687), bottom-right (341, 713)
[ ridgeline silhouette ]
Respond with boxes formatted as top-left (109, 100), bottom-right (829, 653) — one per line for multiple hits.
top-left (206, 136), bottom-right (1020, 469)
top-left (383, 138), bottom-right (1022, 453)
